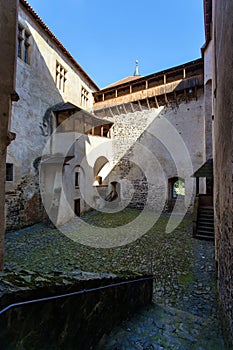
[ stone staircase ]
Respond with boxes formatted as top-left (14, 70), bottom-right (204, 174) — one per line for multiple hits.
top-left (196, 206), bottom-right (214, 240)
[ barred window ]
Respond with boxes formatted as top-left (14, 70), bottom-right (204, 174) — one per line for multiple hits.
top-left (18, 25), bottom-right (30, 64)
top-left (56, 62), bottom-right (67, 92)
top-left (81, 87), bottom-right (89, 108)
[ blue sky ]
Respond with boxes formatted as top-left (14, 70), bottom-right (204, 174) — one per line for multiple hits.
top-left (27, 0), bottom-right (205, 88)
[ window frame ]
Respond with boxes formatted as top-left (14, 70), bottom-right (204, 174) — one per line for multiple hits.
top-left (56, 61), bottom-right (67, 93)
top-left (17, 24), bottom-right (31, 64)
top-left (75, 171), bottom-right (80, 188)
top-left (81, 86), bottom-right (89, 108)
top-left (6, 163), bottom-right (14, 182)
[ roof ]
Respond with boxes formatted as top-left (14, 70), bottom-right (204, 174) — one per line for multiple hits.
top-left (20, 0), bottom-right (99, 91)
top-left (104, 76), bottom-right (142, 89)
top-left (95, 58), bottom-right (203, 95)
top-left (192, 158), bottom-right (213, 178)
top-left (52, 102), bottom-right (113, 127)
top-left (52, 102), bottom-right (79, 113)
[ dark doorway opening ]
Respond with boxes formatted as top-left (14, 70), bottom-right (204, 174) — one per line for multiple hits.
top-left (74, 199), bottom-right (80, 216)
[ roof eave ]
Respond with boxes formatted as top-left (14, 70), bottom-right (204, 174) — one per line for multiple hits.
top-left (20, 0), bottom-right (99, 91)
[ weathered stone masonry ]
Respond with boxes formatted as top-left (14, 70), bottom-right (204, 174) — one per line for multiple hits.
top-left (94, 63), bottom-right (205, 212)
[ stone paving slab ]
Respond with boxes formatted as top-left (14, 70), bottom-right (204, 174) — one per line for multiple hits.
top-left (3, 210), bottom-right (227, 349)
top-left (97, 303), bottom-right (225, 350)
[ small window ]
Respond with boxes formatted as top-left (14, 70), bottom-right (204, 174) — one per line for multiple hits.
top-left (56, 62), bottom-right (67, 92)
top-left (75, 172), bottom-right (79, 188)
top-left (17, 25), bottom-right (31, 64)
top-left (81, 86), bottom-right (89, 108)
top-left (6, 163), bottom-right (13, 181)
top-left (172, 179), bottom-right (185, 198)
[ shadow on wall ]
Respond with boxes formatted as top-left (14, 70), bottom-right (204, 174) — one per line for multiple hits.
top-left (6, 22), bottom-right (66, 231)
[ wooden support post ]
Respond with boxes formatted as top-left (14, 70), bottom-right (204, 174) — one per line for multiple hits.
top-left (130, 102), bottom-right (135, 112)
top-left (116, 105), bottom-right (120, 115)
top-left (154, 95), bottom-right (159, 108)
top-left (138, 100), bottom-right (142, 111)
top-left (115, 89), bottom-right (118, 98)
top-left (102, 93), bottom-right (105, 101)
top-left (184, 89), bottom-right (188, 103)
top-left (109, 107), bottom-right (114, 118)
top-left (122, 103), bottom-right (127, 114)
top-left (146, 98), bottom-right (151, 110)
top-left (196, 177), bottom-right (199, 195)
top-left (183, 68), bottom-right (186, 79)
top-left (130, 85), bottom-right (132, 94)
top-left (174, 91), bottom-right (178, 106)
top-left (101, 125), bottom-right (104, 137)
top-left (195, 86), bottom-right (197, 100)
top-left (145, 80), bottom-right (148, 90)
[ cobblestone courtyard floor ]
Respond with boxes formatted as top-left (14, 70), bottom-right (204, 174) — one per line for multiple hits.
top-left (4, 209), bottom-right (226, 349)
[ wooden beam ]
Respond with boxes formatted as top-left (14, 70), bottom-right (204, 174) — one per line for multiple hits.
top-left (164, 74), bottom-right (167, 85)
top-left (183, 68), bottom-right (186, 79)
top-left (115, 89), bottom-right (118, 98)
top-left (138, 100), bottom-right (142, 111)
top-left (146, 98), bottom-right (151, 110)
top-left (116, 105), bottom-right (121, 115)
top-left (130, 102), bottom-right (135, 112)
top-left (122, 103), bottom-right (127, 114)
top-left (195, 86), bottom-right (198, 101)
top-left (154, 95), bottom-right (159, 108)
top-left (109, 107), bottom-right (114, 118)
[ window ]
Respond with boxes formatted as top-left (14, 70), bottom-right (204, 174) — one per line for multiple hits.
top-left (6, 163), bottom-right (13, 181)
top-left (56, 62), bottom-right (67, 92)
top-left (75, 171), bottom-right (80, 188)
top-left (81, 86), bottom-right (89, 108)
top-left (172, 179), bottom-right (185, 198)
top-left (18, 25), bottom-right (30, 63)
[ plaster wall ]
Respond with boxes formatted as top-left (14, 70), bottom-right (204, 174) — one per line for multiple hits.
top-left (204, 40), bottom-right (213, 85)
top-left (203, 41), bottom-right (213, 160)
top-left (5, 4), bottom-right (96, 230)
top-left (41, 134), bottom-right (114, 225)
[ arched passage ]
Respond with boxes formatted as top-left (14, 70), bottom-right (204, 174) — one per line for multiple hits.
top-left (93, 156), bottom-right (110, 186)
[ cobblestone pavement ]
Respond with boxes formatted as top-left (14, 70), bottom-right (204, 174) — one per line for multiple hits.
top-left (4, 210), bottom-right (226, 349)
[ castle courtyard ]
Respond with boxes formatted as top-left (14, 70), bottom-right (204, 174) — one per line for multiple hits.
top-left (3, 209), bottom-right (225, 349)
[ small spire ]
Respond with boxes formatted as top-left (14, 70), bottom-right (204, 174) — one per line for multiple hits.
top-left (134, 59), bottom-right (140, 76)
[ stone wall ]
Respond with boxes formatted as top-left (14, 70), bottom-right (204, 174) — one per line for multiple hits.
top-left (104, 91), bottom-right (205, 211)
top-left (0, 273), bottom-right (153, 350)
top-left (212, 0), bottom-right (233, 346)
top-left (0, 0), bottom-right (18, 269)
top-left (5, 174), bottom-right (46, 231)
top-left (5, 2), bottom-right (97, 231)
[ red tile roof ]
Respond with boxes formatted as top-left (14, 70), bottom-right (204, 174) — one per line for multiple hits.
top-left (104, 75), bottom-right (142, 89)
